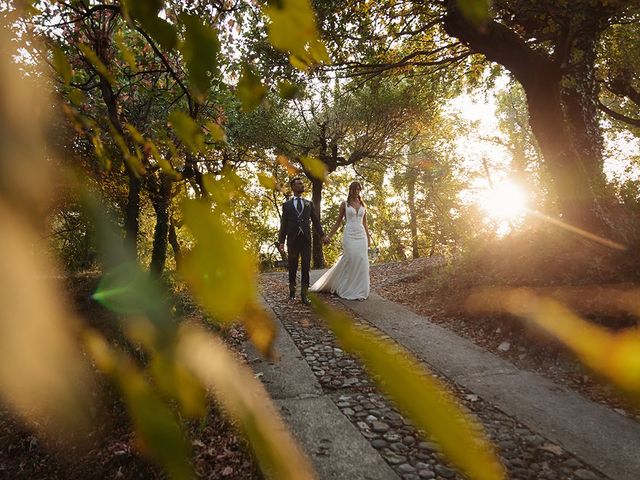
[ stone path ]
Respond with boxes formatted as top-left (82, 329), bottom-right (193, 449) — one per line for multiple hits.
top-left (251, 272), bottom-right (640, 479)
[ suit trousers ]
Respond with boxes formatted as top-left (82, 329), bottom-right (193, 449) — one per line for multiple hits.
top-left (287, 232), bottom-right (311, 287)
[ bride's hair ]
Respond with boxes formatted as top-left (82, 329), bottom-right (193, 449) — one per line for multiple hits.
top-left (347, 181), bottom-right (365, 207)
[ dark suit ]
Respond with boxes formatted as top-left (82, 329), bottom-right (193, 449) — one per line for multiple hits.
top-left (278, 196), bottom-right (324, 287)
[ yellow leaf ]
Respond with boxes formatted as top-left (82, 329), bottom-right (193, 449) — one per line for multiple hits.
top-left (242, 302), bottom-right (277, 359)
top-left (180, 199), bottom-right (257, 322)
top-left (468, 288), bottom-right (640, 396)
top-left (79, 44), bottom-right (116, 85)
top-left (91, 132), bottom-right (111, 171)
top-left (300, 155), bottom-right (327, 181)
top-left (51, 44), bottom-right (72, 84)
top-left (0, 203), bottom-right (94, 439)
top-left (177, 325), bottom-right (316, 480)
top-left (149, 353), bottom-right (207, 418)
top-left (263, 0), bottom-right (331, 69)
top-left (124, 123), bottom-right (145, 145)
top-left (85, 332), bottom-right (194, 480)
top-left (289, 54), bottom-right (311, 71)
top-left (168, 110), bottom-right (205, 153)
top-left (456, 0), bottom-right (492, 26)
top-left (312, 298), bottom-right (506, 480)
top-left (202, 167), bottom-right (247, 213)
top-left (277, 155), bottom-right (299, 176)
top-left (146, 141), bottom-right (182, 180)
top-left (205, 121), bottom-right (227, 143)
top-left (84, 330), bottom-right (118, 374)
top-left (308, 38), bottom-right (331, 64)
top-left (108, 122), bottom-right (146, 176)
top-left (258, 172), bottom-right (277, 190)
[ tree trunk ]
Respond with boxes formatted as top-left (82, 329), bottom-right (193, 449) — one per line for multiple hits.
top-left (407, 171), bottom-right (419, 259)
top-left (443, 5), bottom-right (611, 233)
top-left (525, 79), bottom-right (596, 219)
top-left (150, 173), bottom-right (172, 275)
top-left (168, 218), bottom-right (182, 270)
top-left (559, 13), bottom-right (610, 206)
top-left (311, 178), bottom-right (325, 268)
top-left (98, 75), bottom-right (141, 252)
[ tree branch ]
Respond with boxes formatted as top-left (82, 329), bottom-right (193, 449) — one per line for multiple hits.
top-left (442, 1), bottom-right (553, 87)
top-left (598, 100), bottom-right (640, 127)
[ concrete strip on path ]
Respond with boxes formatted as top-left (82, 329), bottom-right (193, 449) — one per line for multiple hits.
top-left (336, 290), bottom-right (640, 480)
top-left (245, 300), bottom-right (399, 480)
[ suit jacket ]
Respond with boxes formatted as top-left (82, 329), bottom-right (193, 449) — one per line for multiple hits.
top-left (278, 197), bottom-right (324, 244)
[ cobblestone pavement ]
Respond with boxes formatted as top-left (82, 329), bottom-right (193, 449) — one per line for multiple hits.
top-left (261, 275), bottom-right (609, 480)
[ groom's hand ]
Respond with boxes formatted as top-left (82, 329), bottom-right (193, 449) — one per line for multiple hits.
top-left (322, 235), bottom-right (330, 245)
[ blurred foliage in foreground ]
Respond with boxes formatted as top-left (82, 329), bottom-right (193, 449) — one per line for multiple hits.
top-left (6, 0), bottom-right (639, 479)
top-left (0, 0), bottom-right (510, 479)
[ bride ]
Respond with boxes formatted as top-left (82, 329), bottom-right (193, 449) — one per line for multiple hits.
top-left (310, 181), bottom-right (371, 300)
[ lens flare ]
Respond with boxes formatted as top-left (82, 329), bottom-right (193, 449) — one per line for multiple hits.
top-left (479, 182), bottom-right (527, 220)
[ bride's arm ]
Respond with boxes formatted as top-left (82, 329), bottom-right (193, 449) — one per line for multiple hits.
top-left (363, 209), bottom-right (371, 247)
top-left (327, 202), bottom-right (346, 240)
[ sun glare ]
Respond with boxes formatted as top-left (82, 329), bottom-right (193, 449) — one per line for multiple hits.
top-left (479, 181), bottom-right (528, 221)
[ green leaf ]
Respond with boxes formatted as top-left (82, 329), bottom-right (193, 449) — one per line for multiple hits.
top-left (82, 192), bottom-right (171, 330)
top-left (92, 262), bottom-right (168, 318)
top-left (51, 45), bottom-right (72, 84)
top-left (168, 110), bottom-right (204, 153)
top-left (236, 64), bottom-right (266, 112)
top-left (179, 14), bottom-right (220, 102)
top-left (68, 88), bottom-right (86, 106)
top-left (180, 199), bottom-right (257, 323)
top-left (456, 0), bottom-right (492, 26)
top-left (79, 44), bottom-right (116, 85)
top-left (114, 32), bottom-right (138, 72)
top-left (263, 0), bottom-right (330, 69)
top-left (121, 0), bottom-right (178, 50)
top-left (277, 80), bottom-right (302, 100)
top-left (311, 298), bottom-right (506, 480)
top-left (124, 375), bottom-right (193, 480)
top-left (145, 17), bottom-right (178, 51)
top-left (300, 155), bottom-right (327, 181)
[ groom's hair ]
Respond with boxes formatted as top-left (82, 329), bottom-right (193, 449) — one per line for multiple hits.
top-left (289, 176), bottom-right (303, 187)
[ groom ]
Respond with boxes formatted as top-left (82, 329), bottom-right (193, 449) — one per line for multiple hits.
top-left (278, 177), bottom-right (327, 305)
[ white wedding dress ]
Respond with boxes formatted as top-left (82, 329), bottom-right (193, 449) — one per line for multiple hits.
top-left (310, 202), bottom-right (370, 300)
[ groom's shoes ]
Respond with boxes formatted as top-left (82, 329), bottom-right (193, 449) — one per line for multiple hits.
top-left (301, 285), bottom-right (311, 306)
top-left (289, 284), bottom-right (296, 301)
